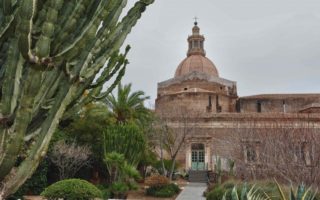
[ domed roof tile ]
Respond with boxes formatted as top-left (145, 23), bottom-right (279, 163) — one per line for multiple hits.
top-left (174, 55), bottom-right (219, 78)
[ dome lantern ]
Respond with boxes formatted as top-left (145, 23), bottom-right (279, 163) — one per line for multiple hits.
top-left (187, 21), bottom-right (205, 57)
top-left (174, 21), bottom-right (219, 78)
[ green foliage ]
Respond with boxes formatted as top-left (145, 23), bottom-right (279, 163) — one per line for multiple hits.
top-left (207, 186), bottom-right (226, 200)
top-left (66, 103), bottom-right (110, 158)
top-left (41, 179), bottom-right (102, 200)
top-left (104, 123), bottom-right (146, 166)
top-left (110, 181), bottom-right (130, 198)
top-left (0, 0), bottom-right (154, 197)
top-left (274, 180), bottom-right (316, 200)
top-left (105, 83), bottom-right (151, 125)
top-left (146, 183), bottom-right (180, 198)
top-left (104, 152), bottom-right (141, 197)
top-left (207, 180), bottom-right (318, 200)
top-left (96, 184), bottom-right (111, 199)
top-left (104, 152), bottom-right (141, 182)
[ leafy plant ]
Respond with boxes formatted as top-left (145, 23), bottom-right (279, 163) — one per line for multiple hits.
top-left (221, 184), bottom-right (269, 200)
top-left (104, 152), bottom-right (141, 197)
top-left (110, 181), bottom-right (129, 199)
top-left (41, 179), bottom-right (102, 200)
top-left (274, 180), bottom-right (316, 200)
top-left (105, 83), bottom-right (151, 125)
top-left (146, 183), bottom-right (180, 198)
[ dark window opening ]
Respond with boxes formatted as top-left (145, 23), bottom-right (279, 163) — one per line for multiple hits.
top-left (184, 88), bottom-right (188, 91)
top-left (216, 95), bottom-right (222, 113)
top-left (207, 95), bottom-right (212, 112)
top-left (257, 101), bottom-right (262, 113)
top-left (246, 145), bottom-right (257, 162)
top-left (236, 100), bottom-right (241, 113)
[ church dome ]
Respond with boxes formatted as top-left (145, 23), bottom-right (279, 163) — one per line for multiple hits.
top-left (174, 55), bottom-right (219, 78)
top-left (174, 21), bottom-right (219, 78)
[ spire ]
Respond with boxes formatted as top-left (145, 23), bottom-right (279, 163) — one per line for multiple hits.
top-left (187, 20), bottom-right (206, 57)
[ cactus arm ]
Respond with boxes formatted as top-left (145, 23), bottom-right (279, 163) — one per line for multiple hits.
top-left (52, 0), bottom-right (92, 53)
top-left (32, 69), bottom-right (61, 116)
top-left (0, 15), bottom-right (14, 40)
top-left (88, 52), bottom-right (123, 89)
top-left (53, 0), bottom-right (112, 60)
top-left (35, 0), bottom-right (64, 59)
top-left (1, 80), bottom-right (73, 196)
top-left (2, 0), bottom-right (12, 15)
top-left (63, 49), bottom-right (128, 120)
top-left (17, 0), bottom-right (38, 62)
top-left (1, 38), bottom-right (20, 115)
top-left (92, 65), bottom-right (126, 101)
top-left (0, 66), bottom-right (42, 180)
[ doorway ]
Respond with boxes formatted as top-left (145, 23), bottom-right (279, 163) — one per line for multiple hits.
top-left (191, 143), bottom-right (205, 170)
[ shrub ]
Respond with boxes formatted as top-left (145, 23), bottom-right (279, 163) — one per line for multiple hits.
top-left (206, 186), bottom-right (226, 200)
top-left (145, 175), bottom-right (170, 187)
top-left (146, 183), bottom-right (180, 198)
top-left (41, 179), bottom-right (102, 200)
top-left (110, 181), bottom-right (129, 198)
top-left (96, 184), bottom-right (111, 199)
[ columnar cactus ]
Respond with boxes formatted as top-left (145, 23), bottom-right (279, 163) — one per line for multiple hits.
top-left (0, 0), bottom-right (154, 197)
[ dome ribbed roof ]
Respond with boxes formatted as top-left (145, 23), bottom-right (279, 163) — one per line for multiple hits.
top-left (174, 55), bottom-right (219, 78)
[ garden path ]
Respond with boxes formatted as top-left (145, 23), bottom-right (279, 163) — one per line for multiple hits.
top-left (176, 182), bottom-right (207, 200)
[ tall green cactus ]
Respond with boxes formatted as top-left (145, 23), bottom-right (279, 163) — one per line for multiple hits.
top-left (104, 123), bottom-right (146, 167)
top-left (0, 0), bottom-right (154, 198)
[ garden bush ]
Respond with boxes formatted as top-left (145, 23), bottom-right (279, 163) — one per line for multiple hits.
top-left (41, 179), bottom-right (102, 200)
top-left (206, 186), bottom-right (227, 200)
top-left (96, 184), bottom-right (111, 199)
top-left (145, 175), bottom-right (169, 187)
top-left (110, 181), bottom-right (129, 199)
top-left (146, 183), bottom-right (180, 198)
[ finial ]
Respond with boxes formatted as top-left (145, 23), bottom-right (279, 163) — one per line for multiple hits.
top-left (193, 16), bottom-right (198, 25)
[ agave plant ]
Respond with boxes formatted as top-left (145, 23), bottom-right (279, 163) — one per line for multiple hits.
top-left (222, 184), bottom-right (270, 200)
top-left (274, 180), bottom-right (316, 200)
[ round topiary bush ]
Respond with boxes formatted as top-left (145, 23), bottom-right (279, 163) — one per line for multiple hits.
top-left (41, 179), bottom-right (102, 200)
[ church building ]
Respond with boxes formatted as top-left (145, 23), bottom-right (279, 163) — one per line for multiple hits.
top-left (155, 22), bottom-right (320, 183)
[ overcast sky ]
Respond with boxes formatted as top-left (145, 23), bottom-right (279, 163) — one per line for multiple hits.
top-left (119, 0), bottom-right (320, 107)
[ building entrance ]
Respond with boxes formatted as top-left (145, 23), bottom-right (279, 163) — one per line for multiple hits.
top-left (191, 143), bottom-right (205, 170)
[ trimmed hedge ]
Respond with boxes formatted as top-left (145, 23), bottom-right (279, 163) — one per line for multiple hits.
top-left (146, 183), bottom-right (180, 198)
top-left (41, 179), bottom-right (102, 200)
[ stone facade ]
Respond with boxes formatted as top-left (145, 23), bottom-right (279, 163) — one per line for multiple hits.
top-left (155, 22), bottom-right (320, 184)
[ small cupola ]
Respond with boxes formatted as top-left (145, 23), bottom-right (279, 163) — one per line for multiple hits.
top-left (187, 20), bottom-right (206, 57)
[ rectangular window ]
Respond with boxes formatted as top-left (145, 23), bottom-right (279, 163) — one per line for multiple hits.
top-left (294, 142), bottom-right (312, 166)
top-left (242, 141), bottom-right (260, 164)
top-left (257, 101), bottom-right (262, 113)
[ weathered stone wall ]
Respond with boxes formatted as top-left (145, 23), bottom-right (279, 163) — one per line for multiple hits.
top-left (239, 95), bottom-right (320, 113)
